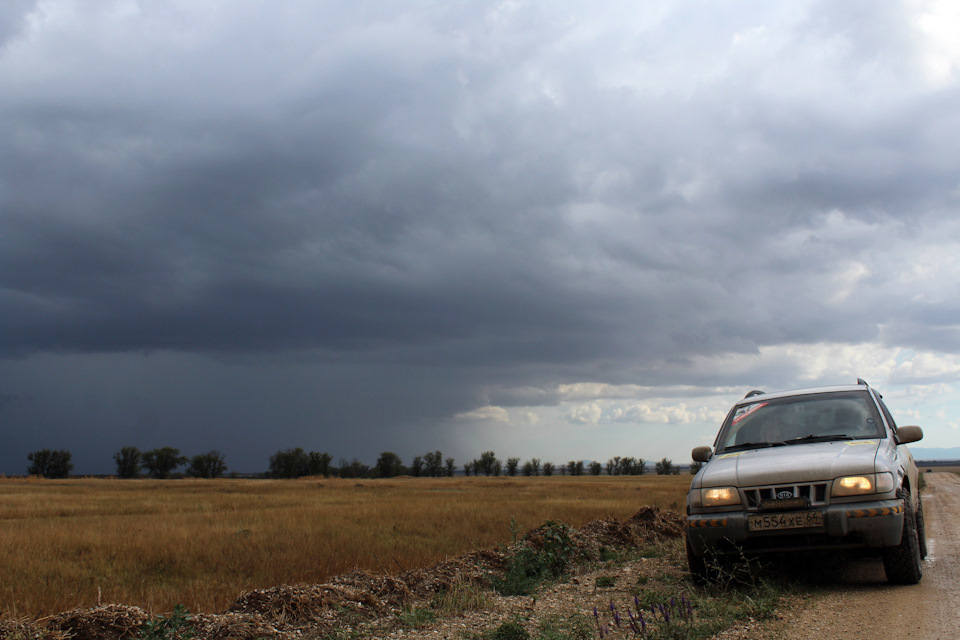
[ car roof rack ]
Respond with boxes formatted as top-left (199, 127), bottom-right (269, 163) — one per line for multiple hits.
top-left (744, 389), bottom-right (765, 398)
top-left (856, 378), bottom-right (869, 386)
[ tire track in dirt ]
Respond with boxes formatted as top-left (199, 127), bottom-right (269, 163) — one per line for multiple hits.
top-left (777, 472), bottom-right (960, 640)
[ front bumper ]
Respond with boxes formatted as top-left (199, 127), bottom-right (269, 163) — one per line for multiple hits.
top-left (686, 498), bottom-right (904, 555)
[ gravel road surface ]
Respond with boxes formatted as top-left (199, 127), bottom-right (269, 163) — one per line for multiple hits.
top-left (778, 471), bottom-right (960, 640)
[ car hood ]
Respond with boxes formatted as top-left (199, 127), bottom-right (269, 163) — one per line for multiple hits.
top-left (699, 439), bottom-right (881, 487)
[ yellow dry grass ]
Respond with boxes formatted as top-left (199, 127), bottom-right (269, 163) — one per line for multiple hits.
top-left (0, 474), bottom-right (690, 618)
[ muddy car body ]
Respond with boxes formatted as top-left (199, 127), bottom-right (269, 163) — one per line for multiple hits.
top-left (686, 379), bottom-right (926, 584)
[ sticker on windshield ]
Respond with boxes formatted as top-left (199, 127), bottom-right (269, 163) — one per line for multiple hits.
top-left (732, 402), bottom-right (767, 424)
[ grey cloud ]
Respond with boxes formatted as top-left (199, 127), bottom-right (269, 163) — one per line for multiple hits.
top-left (2, 1), bottom-right (960, 472)
top-left (0, 0), bottom-right (33, 47)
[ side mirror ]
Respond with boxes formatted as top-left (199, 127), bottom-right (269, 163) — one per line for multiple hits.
top-left (897, 425), bottom-right (923, 445)
top-left (692, 446), bottom-right (713, 463)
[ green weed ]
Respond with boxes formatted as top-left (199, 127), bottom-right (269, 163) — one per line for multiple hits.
top-left (597, 546), bottom-right (620, 562)
top-left (493, 547), bottom-right (551, 596)
top-left (139, 605), bottom-right (194, 640)
top-left (397, 605), bottom-right (437, 629)
top-left (472, 620), bottom-right (530, 640)
top-left (493, 521), bottom-right (576, 596)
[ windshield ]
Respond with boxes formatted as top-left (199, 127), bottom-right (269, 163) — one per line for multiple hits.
top-left (716, 391), bottom-right (885, 452)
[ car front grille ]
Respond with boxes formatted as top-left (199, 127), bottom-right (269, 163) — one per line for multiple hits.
top-left (743, 482), bottom-right (829, 509)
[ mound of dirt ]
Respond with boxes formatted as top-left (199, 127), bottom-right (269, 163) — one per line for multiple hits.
top-left (45, 604), bottom-right (149, 640)
top-left (226, 546), bottom-right (512, 634)
top-left (188, 612), bottom-right (282, 640)
top-left (226, 581), bottom-right (397, 634)
top-left (578, 506), bottom-right (684, 545)
top-left (394, 547), bottom-right (509, 599)
top-left (524, 506), bottom-right (686, 558)
top-left (13, 507), bottom-right (684, 640)
top-left (1, 618), bottom-right (70, 640)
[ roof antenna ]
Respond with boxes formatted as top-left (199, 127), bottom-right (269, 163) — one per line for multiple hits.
top-left (856, 378), bottom-right (868, 386)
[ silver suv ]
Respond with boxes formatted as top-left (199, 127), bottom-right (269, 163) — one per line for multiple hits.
top-left (686, 379), bottom-right (925, 584)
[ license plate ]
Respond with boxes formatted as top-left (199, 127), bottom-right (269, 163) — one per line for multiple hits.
top-left (748, 510), bottom-right (823, 532)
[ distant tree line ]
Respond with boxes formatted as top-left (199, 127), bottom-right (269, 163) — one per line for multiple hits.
top-left (21, 447), bottom-right (227, 479)
top-left (27, 449), bottom-right (74, 478)
top-left (268, 448), bottom-right (333, 478)
top-left (23, 447), bottom-right (686, 479)
top-left (112, 446), bottom-right (227, 479)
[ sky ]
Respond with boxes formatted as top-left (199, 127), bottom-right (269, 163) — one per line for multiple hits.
top-left (3, 0), bottom-right (960, 475)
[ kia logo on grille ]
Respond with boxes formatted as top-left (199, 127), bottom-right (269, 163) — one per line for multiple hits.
top-left (777, 491), bottom-right (793, 499)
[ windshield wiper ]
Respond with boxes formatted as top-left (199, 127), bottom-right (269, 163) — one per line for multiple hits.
top-left (784, 434), bottom-right (857, 444)
top-left (721, 441), bottom-right (788, 453)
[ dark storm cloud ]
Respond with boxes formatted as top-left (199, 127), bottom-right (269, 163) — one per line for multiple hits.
top-left (2, 0), bottom-right (960, 472)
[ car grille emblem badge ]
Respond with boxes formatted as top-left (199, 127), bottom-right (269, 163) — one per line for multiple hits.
top-left (777, 491), bottom-right (793, 499)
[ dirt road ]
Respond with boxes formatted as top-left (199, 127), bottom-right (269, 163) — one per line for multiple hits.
top-left (778, 472), bottom-right (960, 640)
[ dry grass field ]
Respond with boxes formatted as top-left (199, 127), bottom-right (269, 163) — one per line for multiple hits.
top-left (0, 474), bottom-right (690, 619)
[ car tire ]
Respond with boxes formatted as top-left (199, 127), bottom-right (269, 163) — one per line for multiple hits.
top-left (686, 534), bottom-right (711, 585)
top-left (916, 493), bottom-right (928, 560)
top-left (882, 495), bottom-right (923, 584)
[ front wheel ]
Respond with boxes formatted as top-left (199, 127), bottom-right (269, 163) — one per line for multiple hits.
top-left (882, 496), bottom-right (923, 584)
top-left (686, 534), bottom-right (730, 585)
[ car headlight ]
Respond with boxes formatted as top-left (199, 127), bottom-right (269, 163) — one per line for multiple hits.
top-left (700, 486), bottom-right (741, 507)
top-left (832, 472), bottom-right (894, 497)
